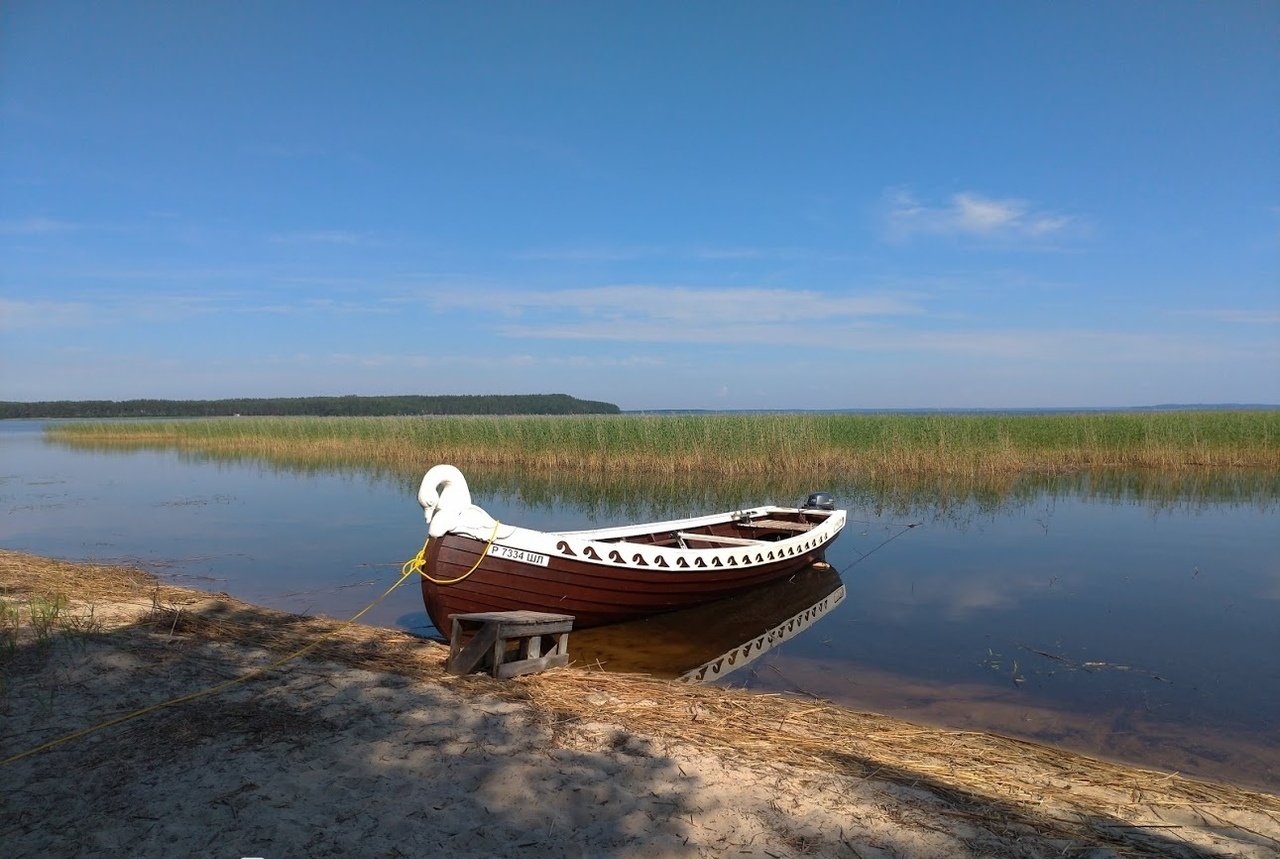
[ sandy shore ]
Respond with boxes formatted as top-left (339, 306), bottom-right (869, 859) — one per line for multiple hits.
top-left (2, 550), bottom-right (1278, 858)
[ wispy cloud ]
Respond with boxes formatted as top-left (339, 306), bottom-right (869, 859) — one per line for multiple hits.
top-left (430, 281), bottom-right (1268, 365)
top-left (0, 217), bottom-right (81, 236)
top-left (489, 319), bottom-right (1234, 361)
top-left (0, 290), bottom-right (393, 332)
top-left (1177, 308), bottom-right (1280, 325)
top-left (512, 245), bottom-right (664, 262)
top-left (428, 284), bottom-right (1227, 358)
top-left (513, 245), bottom-right (841, 262)
top-left (308, 352), bottom-right (663, 370)
top-left (433, 284), bottom-right (922, 325)
top-left (883, 188), bottom-right (1078, 244)
top-left (267, 230), bottom-right (377, 246)
top-left (0, 298), bottom-right (93, 331)
top-left (240, 143), bottom-right (328, 159)
top-left (0, 294), bottom-right (240, 330)
top-left (231, 296), bottom-right (395, 316)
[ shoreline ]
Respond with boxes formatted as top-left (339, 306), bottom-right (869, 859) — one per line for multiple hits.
top-left (3, 550), bottom-right (1278, 857)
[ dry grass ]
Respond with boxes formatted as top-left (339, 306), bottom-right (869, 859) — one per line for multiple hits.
top-left (0, 551), bottom-right (196, 608)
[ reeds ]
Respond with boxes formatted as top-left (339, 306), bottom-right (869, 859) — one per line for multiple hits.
top-left (47, 410), bottom-right (1280, 478)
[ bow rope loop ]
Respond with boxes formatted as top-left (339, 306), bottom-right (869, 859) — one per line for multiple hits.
top-left (402, 537), bottom-right (431, 579)
top-left (409, 520), bottom-right (501, 586)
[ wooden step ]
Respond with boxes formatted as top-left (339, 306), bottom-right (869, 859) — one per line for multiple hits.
top-left (446, 611), bottom-right (574, 678)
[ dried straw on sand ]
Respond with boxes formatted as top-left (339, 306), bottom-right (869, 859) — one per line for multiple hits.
top-left (2, 550), bottom-right (1278, 858)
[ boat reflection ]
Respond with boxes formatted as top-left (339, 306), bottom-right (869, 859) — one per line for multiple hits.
top-left (569, 564), bottom-right (845, 682)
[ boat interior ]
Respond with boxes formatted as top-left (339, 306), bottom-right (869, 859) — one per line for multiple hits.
top-left (598, 508), bottom-right (836, 550)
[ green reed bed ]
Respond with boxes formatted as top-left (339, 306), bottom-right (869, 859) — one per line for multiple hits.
top-left (45, 410), bottom-right (1280, 478)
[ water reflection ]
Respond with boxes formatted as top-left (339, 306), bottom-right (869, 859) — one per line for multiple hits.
top-left (50, 433), bottom-right (1280, 523)
top-left (570, 565), bottom-right (845, 680)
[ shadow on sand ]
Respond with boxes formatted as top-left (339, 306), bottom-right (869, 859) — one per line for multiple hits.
top-left (2, 594), bottom-right (1277, 858)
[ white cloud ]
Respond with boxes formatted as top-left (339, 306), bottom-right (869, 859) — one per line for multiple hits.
top-left (953, 193), bottom-right (1022, 232)
top-left (884, 188), bottom-right (1078, 244)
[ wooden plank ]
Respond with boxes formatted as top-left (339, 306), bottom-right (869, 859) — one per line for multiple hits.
top-left (448, 617), bottom-right (465, 664)
top-left (493, 619), bottom-right (574, 637)
top-left (453, 611), bottom-right (573, 624)
top-left (676, 531), bottom-right (766, 547)
top-left (496, 652), bottom-right (569, 679)
top-left (491, 633), bottom-right (504, 677)
top-left (741, 519), bottom-right (812, 532)
top-left (446, 620), bottom-right (501, 676)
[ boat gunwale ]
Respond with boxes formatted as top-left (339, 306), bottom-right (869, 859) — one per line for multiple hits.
top-left (456, 507), bottom-right (847, 570)
top-left (556, 505), bottom-right (836, 540)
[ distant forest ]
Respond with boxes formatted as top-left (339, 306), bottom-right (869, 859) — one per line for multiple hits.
top-left (0, 394), bottom-right (621, 419)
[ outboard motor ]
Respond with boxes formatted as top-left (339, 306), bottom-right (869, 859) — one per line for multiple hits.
top-left (802, 491), bottom-right (836, 511)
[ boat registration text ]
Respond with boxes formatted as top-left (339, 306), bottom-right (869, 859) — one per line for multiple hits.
top-left (488, 544), bottom-right (550, 567)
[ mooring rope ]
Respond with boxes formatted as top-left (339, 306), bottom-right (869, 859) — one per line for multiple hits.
top-left (835, 520), bottom-right (920, 577)
top-left (408, 520), bottom-right (502, 585)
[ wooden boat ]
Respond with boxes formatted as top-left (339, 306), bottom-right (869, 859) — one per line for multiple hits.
top-left (415, 464), bottom-right (847, 634)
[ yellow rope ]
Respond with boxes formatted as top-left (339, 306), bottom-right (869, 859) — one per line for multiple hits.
top-left (0, 526), bottom-right (493, 769)
top-left (409, 520), bottom-right (501, 585)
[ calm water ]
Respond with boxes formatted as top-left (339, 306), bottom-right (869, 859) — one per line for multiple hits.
top-left (2, 420), bottom-right (1277, 790)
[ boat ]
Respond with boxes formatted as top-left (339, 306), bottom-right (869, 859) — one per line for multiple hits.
top-left (414, 464), bottom-right (847, 634)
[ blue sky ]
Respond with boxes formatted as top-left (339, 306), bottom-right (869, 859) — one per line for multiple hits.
top-left (2, 1), bottom-right (1277, 410)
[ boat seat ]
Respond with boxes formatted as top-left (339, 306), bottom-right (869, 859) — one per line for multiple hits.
top-left (676, 531), bottom-right (767, 547)
top-left (741, 519), bottom-right (812, 533)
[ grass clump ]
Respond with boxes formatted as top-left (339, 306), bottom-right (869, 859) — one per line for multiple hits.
top-left (0, 600), bottom-right (18, 661)
top-left (25, 594), bottom-right (68, 648)
top-left (0, 593), bottom-right (70, 661)
top-left (0, 593), bottom-right (103, 668)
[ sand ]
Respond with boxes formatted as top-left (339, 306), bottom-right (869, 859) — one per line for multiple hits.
top-left (2, 550), bottom-right (1278, 858)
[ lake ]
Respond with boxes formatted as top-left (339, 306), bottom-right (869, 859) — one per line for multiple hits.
top-left (2, 419), bottom-right (1277, 790)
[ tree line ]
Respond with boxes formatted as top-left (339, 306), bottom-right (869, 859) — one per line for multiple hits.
top-left (0, 394), bottom-right (621, 419)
